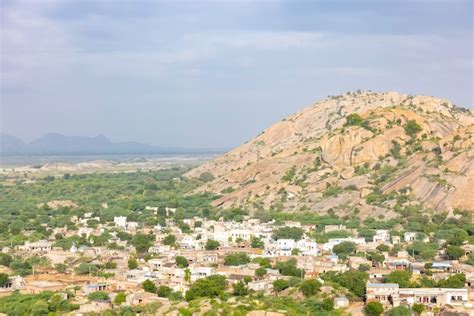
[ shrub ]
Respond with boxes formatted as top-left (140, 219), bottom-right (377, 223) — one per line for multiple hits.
top-left (404, 120), bottom-right (422, 137)
top-left (364, 301), bottom-right (384, 316)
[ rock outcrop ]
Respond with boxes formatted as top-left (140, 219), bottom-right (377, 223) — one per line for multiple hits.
top-left (186, 91), bottom-right (474, 217)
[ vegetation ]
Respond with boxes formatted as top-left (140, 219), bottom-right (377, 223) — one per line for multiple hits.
top-left (272, 227), bottom-right (304, 241)
top-left (224, 253), bottom-right (250, 266)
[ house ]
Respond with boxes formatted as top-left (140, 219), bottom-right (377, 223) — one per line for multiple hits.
top-left (334, 296), bottom-right (349, 308)
top-left (114, 216), bottom-right (127, 228)
top-left (373, 230), bottom-right (390, 243)
top-left (24, 280), bottom-right (64, 294)
top-left (0, 276), bottom-right (24, 294)
top-left (126, 292), bottom-right (164, 305)
top-left (248, 280), bottom-right (273, 292)
top-left (83, 283), bottom-right (109, 295)
top-left (397, 288), bottom-right (468, 307)
top-left (366, 283), bottom-right (399, 306)
top-left (324, 225), bottom-right (347, 233)
top-left (18, 240), bottom-right (52, 253)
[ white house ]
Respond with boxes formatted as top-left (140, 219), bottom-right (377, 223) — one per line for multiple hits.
top-left (114, 216), bottom-right (127, 229)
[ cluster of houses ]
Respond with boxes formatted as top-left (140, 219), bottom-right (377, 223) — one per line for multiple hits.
top-left (1, 212), bottom-right (473, 314)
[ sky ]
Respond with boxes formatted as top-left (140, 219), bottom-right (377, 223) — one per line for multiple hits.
top-left (1, 0), bottom-right (473, 148)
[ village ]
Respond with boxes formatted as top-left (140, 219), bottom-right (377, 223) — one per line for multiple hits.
top-left (0, 206), bottom-right (473, 315)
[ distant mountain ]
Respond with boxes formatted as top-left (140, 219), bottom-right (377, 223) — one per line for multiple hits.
top-left (0, 133), bottom-right (26, 154)
top-left (0, 133), bottom-right (218, 155)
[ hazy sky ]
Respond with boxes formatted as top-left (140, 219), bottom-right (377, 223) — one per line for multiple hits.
top-left (1, 0), bottom-right (473, 148)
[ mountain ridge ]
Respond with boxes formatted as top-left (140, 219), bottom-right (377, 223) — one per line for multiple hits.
top-left (186, 91), bottom-right (474, 217)
top-left (0, 133), bottom-right (221, 155)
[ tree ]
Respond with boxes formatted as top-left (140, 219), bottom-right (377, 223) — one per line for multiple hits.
top-left (367, 252), bottom-right (385, 265)
top-left (251, 236), bottom-right (264, 249)
top-left (0, 253), bottom-right (13, 267)
top-left (75, 263), bottom-right (97, 275)
top-left (299, 279), bottom-right (321, 297)
top-left (273, 279), bottom-right (289, 295)
top-left (205, 239), bottom-right (220, 250)
top-left (412, 303), bottom-right (425, 315)
top-left (31, 300), bottom-right (49, 316)
top-left (322, 270), bottom-right (368, 298)
top-left (224, 253), bottom-right (250, 266)
top-left (163, 234), bottom-right (177, 246)
top-left (176, 256), bottom-right (189, 268)
top-left (275, 259), bottom-right (304, 277)
top-left (364, 302), bottom-right (384, 316)
top-left (437, 273), bottom-right (465, 288)
top-left (376, 244), bottom-right (390, 252)
top-left (114, 292), bottom-right (126, 305)
top-left (88, 291), bottom-right (109, 301)
top-left (198, 172), bottom-right (215, 182)
top-left (332, 241), bottom-right (356, 259)
top-left (185, 275), bottom-right (227, 301)
top-left (345, 113), bottom-right (364, 126)
top-left (0, 273), bottom-right (9, 287)
top-left (467, 253), bottom-right (474, 266)
top-left (386, 306), bottom-right (411, 316)
top-left (232, 281), bottom-right (249, 296)
top-left (272, 227), bottom-right (304, 241)
top-left (128, 258), bottom-right (138, 270)
top-left (385, 270), bottom-right (412, 288)
top-left (157, 285), bottom-right (173, 298)
top-left (255, 267), bottom-right (267, 278)
top-left (407, 242), bottom-right (438, 260)
top-left (142, 279), bottom-right (157, 293)
top-left (404, 120), bottom-right (422, 137)
top-left (184, 268), bottom-right (191, 285)
top-left (131, 233), bottom-right (154, 253)
top-left (358, 264), bottom-right (371, 272)
top-left (446, 245), bottom-right (464, 260)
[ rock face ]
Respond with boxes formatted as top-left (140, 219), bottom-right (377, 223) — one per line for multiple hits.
top-left (186, 91), bottom-right (474, 217)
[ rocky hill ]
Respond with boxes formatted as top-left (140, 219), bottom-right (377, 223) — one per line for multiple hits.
top-left (186, 91), bottom-right (474, 218)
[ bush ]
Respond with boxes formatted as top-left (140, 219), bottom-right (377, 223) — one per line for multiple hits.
top-left (205, 239), bottom-right (220, 250)
top-left (142, 279), bottom-right (157, 293)
top-left (273, 279), bottom-right (289, 294)
top-left (386, 306), bottom-right (411, 316)
top-left (272, 227), bottom-right (304, 241)
top-left (88, 291), bottom-right (109, 301)
top-left (185, 275), bottom-right (227, 301)
top-left (364, 301), bottom-right (383, 315)
top-left (299, 279), bottom-right (321, 297)
top-left (446, 245), bottom-right (464, 260)
top-left (176, 256), bottom-right (189, 268)
top-left (404, 120), bottom-right (422, 137)
top-left (224, 253), bottom-right (250, 266)
top-left (332, 241), bottom-right (356, 259)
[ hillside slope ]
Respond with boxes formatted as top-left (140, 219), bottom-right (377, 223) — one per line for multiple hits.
top-left (186, 91), bottom-right (474, 217)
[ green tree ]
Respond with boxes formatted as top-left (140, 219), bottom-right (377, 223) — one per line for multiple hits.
top-left (404, 120), bottom-right (422, 137)
top-left (385, 270), bottom-right (412, 288)
top-left (333, 241), bottom-right (356, 259)
top-left (185, 275), bottom-right (227, 301)
top-left (299, 279), bottom-right (321, 297)
top-left (251, 236), bottom-right (264, 249)
top-left (273, 279), bottom-right (289, 295)
top-left (412, 303), bottom-right (425, 315)
top-left (31, 300), bottom-right (49, 316)
top-left (386, 306), bottom-right (411, 316)
top-left (128, 258), bottom-right (138, 270)
top-left (0, 273), bottom-right (8, 287)
top-left (131, 233), bottom-right (154, 253)
top-left (364, 302), bottom-right (384, 316)
top-left (437, 273), bottom-right (465, 288)
top-left (275, 258), bottom-right (304, 277)
top-left (446, 245), bottom-right (464, 260)
top-left (163, 234), bottom-right (177, 246)
top-left (88, 291), bottom-right (109, 301)
top-left (157, 285), bottom-right (173, 298)
top-left (198, 172), bottom-right (215, 182)
top-left (224, 253), bottom-right (250, 266)
top-left (232, 281), bottom-right (249, 296)
top-left (255, 267), bottom-right (267, 278)
top-left (0, 253), bottom-right (13, 267)
top-left (345, 113), bottom-right (364, 126)
top-left (176, 256), bottom-right (189, 268)
top-left (142, 279), bottom-right (157, 293)
top-left (376, 244), bottom-right (390, 252)
top-left (205, 239), bottom-right (220, 250)
top-left (114, 292), bottom-right (127, 305)
top-left (272, 227), bottom-right (304, 241)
